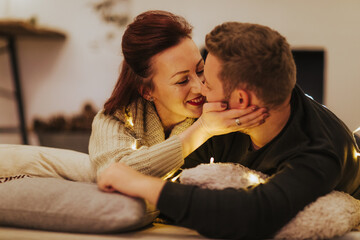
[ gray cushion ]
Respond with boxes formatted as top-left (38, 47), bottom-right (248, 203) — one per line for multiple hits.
top-left (0, 177), bottom-right (159, 233)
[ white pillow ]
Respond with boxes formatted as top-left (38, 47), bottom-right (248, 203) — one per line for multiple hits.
top-left (180, 163), bottom-right (360, 240)
top-left (0, 144), bottom-right (95, 182)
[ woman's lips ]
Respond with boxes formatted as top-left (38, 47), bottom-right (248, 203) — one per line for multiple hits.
top-left (187, 96), bottom-right (206, 106)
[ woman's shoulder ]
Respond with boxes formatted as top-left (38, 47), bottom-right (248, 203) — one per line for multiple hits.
top-left (93, 108), bottom-right (128, 127)
top-left (93, 108), bottom-right (123, 121)
top-left (95, 98), bottom-right (155, 127)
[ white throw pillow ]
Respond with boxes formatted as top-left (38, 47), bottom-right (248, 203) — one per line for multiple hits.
top-left (0, 144), bottom-right (95, 182)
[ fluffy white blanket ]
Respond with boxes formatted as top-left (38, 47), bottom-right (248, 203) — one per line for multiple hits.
top-left (180, 163), bottom-right (360, 240)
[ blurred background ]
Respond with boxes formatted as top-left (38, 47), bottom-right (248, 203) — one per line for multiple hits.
top-left (1, 0), bottom-right (360, 152)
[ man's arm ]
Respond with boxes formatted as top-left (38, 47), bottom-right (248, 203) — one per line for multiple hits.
top-left (98, 152), bottom-right (341, 239)
top-left (97, 162), bottom-right (165, 206)
top-left (157, 153), bottom-right (341, 239)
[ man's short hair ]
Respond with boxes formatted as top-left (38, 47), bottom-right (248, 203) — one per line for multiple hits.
top-left (205, 22), bottom-right (296, 108)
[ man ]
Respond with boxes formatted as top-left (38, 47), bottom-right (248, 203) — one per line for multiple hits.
top-left (98, 22), bottom-right (360, 239)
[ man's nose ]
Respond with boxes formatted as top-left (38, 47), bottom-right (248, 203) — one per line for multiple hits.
top-left (200, 82), bottom-right (207, 96)
top-left (198, 78), bottom-right (208, 97)
top-left (191, 76), bottom-right (203, 93)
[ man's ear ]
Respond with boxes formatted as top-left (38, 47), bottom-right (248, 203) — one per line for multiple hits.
top-left (230, 89), bottom-right (250, 109)
top-left (239, 89), bottom-right (250, 107)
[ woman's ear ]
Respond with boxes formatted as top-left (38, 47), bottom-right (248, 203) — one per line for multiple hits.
top-left (139, 86), bottom-right (153, 101)
top-left (143, 92), bottom-right (153, 101)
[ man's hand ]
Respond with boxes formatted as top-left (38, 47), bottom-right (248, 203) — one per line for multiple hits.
top-left (97, 162), bottom-right (165, 205)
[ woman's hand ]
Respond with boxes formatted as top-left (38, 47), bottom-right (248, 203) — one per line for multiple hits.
top-left (97, 162), bottom-right (165, 205)
top-left (179, 102), bottom-right (268, 158)
top-left (198, 102), bottom-right (268, 136)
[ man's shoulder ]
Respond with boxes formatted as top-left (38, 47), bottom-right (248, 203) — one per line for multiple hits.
top-left (280, 86), bottom-right (355, 158)
top-left (292, 85), bottom-right (351, 135)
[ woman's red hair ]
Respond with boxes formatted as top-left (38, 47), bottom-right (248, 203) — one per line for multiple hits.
top-left (104, 10), bottom-right (193, 114)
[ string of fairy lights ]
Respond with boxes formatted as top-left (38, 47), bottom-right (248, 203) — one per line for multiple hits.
top-left (127, 113), bottom-right (359, 184)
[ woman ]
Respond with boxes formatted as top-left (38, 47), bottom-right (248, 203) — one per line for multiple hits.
top-left (89, 10), bottom-right (267, 179)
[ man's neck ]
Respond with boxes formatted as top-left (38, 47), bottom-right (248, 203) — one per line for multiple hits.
top-left (248, 100), bottom-right (291, 150)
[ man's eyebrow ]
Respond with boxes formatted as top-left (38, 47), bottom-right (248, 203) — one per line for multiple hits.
top-left (171, 59), bottom-right (204, 78)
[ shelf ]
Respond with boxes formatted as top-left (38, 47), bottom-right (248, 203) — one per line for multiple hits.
top-left (0, 19), bottom-right (66, 39)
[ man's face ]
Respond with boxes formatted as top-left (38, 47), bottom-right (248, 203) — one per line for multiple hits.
top-left (202, 53), bottom-right (228, 103)
top-left (203, 53), bottom-right (246, 109)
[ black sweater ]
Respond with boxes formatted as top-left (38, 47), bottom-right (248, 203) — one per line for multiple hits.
top-left (157, 85), bottom-right (360, 239)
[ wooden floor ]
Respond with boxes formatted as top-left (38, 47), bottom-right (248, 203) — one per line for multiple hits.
top-left (1, 224), bottom-right (360, 240)
top-left (0, 223), bottom-right (209, 240)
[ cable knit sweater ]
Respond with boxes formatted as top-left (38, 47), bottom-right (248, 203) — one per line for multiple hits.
top-left (89, 98), bottom-right (195, 179)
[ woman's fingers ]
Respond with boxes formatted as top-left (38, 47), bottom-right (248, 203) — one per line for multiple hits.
top-left (224, 106), bottom-right (265, 119)
top-left (235, 112), bottom-right (269, 129)
top-left (198, 102), bottom-right (269, 136)
top-left (202, 102), bottom-right (227, 113)
top-left (234, 108), bottom-right (268, 125)
top-left (220, 108), bottom-right (268, 131)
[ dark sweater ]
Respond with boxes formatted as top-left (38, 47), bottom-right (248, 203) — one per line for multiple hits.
top-left (157, 85), bottom-right (360, 239)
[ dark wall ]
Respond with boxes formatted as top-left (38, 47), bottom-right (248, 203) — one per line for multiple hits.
top-left (292, 50), bottom-right (325, 104)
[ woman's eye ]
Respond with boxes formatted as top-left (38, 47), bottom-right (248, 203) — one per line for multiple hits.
top-left (176, 77), bottom-right (189, 85)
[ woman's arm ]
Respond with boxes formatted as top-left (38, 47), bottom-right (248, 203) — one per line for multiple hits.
top-left (89, 111), bottom-right (184, 179)
top-left (179, 102), bottom-right (267, 158)
top-left (91, 104), bottom-right (267, 179)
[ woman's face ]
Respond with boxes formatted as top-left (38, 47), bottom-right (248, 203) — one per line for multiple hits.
top-left (149, 38), bottom-right (205, 127)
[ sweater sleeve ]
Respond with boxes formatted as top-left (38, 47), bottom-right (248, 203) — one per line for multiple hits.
top-left (157, 151), bottom-right (341, 239)
top-left (89, 111), bottom-right (184, 179)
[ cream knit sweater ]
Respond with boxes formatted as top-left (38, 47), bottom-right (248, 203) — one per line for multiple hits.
top-left (89, 98), bottom-right (195, 179)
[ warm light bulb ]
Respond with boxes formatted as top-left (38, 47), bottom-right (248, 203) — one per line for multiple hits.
top-left (247, 173), bottom-right (265, 185)
top-left (210, 157), bottom-right (214, 164)
top-left (162, 169), bottom-right (179, 181)
top-left (171, 174), bottom-right (181, 182)
top-left (131, 140), bottom-right (137, 150)
top-left (127, 116), bottom-right (134, 127)
top-left (354, 149), bottom-right (360, 158)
